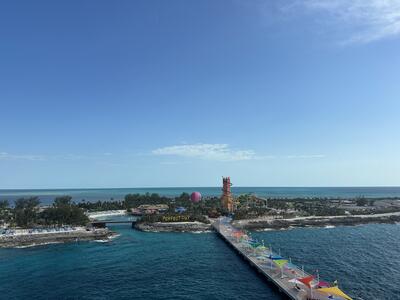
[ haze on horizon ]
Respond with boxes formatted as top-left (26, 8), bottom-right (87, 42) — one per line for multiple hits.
top-left (1, 0), bottom-right (399, 189)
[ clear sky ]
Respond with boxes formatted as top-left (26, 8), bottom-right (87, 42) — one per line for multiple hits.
top-left (1, 0), bottom-right (400, 188)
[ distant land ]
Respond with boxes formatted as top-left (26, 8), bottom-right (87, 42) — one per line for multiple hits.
top-left (1, 186), bottom-right (400, 205)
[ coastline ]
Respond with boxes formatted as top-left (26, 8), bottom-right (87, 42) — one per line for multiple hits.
top-left (232, 211), bottom-right (400, 230)
top-left (135, 221), bottom-right (212, 232)
top-left (0, 228), bottom-right (117, 248)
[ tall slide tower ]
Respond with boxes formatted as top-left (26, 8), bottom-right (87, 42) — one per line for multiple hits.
top-left (221, 177), bottom-right (234, 213)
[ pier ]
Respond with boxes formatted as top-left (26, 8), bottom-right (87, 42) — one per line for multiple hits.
top-left (213, 217), bottom-right (352, 300)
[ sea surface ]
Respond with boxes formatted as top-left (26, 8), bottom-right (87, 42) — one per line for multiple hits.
top-left (1, 223), bottom-right (400, 299)
top-left (1, 186), bottom-right (400, 205)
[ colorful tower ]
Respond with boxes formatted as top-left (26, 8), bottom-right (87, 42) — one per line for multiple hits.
top-left (221, 177), bottom-right (234, 213)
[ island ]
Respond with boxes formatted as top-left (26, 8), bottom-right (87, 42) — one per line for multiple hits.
top-left (0, 196), bottom-right (116, 248)
top-left (2, 189), bottom-right (400, 248)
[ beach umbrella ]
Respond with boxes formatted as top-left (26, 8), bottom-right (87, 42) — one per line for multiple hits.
top-left (269, 254), bottom-right (283, 260)
top-left (274, 259), bottom-right (288, 278)
top-left (288, 278), bottom-right (303, 285)
top-left (256, 256), bottom-right (268, 261)
top-left (256, 245), bottom-right (267, 251)
top-left (274, 259), bottom-right (288, 268)
top-left (298, 275), bottom-right (315, 288)
top-left (284, 263), bottom-right (298, 275)
top-left (284, 262), bottom-right (297, 269)
top-left (316, 281), bottom-right (331, 288)
top-left (298, 275), bottom-right (316, 299)
top-left (317, 287), bottom-right (352, 300)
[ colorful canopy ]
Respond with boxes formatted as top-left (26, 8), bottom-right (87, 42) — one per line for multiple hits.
top-left (232, 232), bottom-right (244, 238)
top-left (269, 255), bottom-right (283, 260)
top-left (316, 281), bottom-right (331, 288)
top-left (317, 287), bottom-right (352, 300)
top-left (284, 262), bottom-right (297, 270)
top-left (256, 245), bottom-right (267, 251)
top-left (288, 278), bottom-right (303, 285)
top-left (274, 259), bottom-right (288, 268)
top-left (298, 275), bottom-right (314, 288)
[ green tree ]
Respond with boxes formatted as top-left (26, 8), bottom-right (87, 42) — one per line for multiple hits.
top-left (54, 196), bottom-right (72, 207)
top-left (14, 197), bottom-right (40, 227)
top-left (0, 200), bottom-right (11, 225)
top-left (356, 197), bottom-right (368, 206)
top-left (39, 196), bottom-right (89, 226)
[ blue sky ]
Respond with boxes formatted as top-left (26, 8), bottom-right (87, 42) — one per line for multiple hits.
top-left (1, 0), bottom-right (400, 188)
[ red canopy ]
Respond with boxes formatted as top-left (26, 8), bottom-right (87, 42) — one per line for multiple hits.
top-left (298, 275), bottom-right (314, 288)
top-left (317, 281), bottom-right (330, 288)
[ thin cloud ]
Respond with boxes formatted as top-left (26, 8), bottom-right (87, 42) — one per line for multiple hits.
top-left (0, 152), bottom-right (45, 161)
top-left (296, 0), bottom-right (400, 44)
top-left (152, 144), bottom-right (325, 162)
top-left (286, 154), bottom-right (326, 159)
top-left (152, 144), bottom-right (256, 161)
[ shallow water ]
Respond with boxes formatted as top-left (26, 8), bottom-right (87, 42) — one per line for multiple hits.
top-left (1, 223), bottom-right (399, 299)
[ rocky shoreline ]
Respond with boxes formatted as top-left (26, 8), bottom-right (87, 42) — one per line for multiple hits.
top-left (232, 212), bottom-right (400, 230)
top-left (135, 221), bottom-right (212, 232)
top-left (0, 229), bottom-right (117, 248)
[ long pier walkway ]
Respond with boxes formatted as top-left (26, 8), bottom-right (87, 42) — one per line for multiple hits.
top-left (213, 217), bottom-right (352, 300)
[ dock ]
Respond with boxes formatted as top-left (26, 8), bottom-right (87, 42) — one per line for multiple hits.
top-left (213, 217), bottom-right (352, 300)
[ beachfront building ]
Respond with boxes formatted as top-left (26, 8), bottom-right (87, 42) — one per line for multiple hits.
top-left (131, 204), bottom-right (169, 215)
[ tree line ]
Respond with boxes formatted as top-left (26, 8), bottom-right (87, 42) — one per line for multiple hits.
top-left (0, 196), bottom-right (89, 228)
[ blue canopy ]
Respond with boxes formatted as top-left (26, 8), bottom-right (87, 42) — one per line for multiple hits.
top-left (269, 255), bottom-right (283, 260)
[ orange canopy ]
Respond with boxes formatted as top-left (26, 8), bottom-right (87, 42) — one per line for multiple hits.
top-left (298, 275), bottom-right (314, 288)
top-left (233, 232), bottom-right (244, 238)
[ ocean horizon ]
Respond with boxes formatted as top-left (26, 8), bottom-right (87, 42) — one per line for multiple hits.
top-left (1, 186), bottom-right (400, 205)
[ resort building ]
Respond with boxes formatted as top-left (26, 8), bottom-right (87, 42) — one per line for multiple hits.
top-left (131, 204), bottom-right (169, 215)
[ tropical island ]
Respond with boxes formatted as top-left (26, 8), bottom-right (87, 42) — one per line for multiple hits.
top-left (2, 179), bottom-right (400, 247)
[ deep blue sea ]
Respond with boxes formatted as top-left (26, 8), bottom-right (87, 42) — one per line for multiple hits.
top-left (1, 223), bottom-right (400, 300)
top-left (1, 187), bottom-right (400, 299)
top-left (1, 186), bottom-right (400, 205)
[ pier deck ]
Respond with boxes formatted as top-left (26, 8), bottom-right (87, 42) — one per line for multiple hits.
top-left (213, 218), bottom-right (326, 300)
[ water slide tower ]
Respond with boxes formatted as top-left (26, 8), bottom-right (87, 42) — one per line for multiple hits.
top-left (221, 177), bottom-right (234, 213)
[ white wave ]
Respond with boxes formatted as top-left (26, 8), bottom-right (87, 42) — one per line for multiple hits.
top-left (14, 241), bottom-right (62, 249)
top-left (109, 234), bottom-right (121, 240)
top-left (191, 230), bottom-right (212, 234)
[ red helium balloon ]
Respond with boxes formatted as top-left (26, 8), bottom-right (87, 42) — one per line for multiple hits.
top-left (190, 191), bottom-right (202, 203)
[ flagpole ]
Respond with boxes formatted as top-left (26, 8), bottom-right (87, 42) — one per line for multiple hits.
top-left (270, 244), bottom-right (273, 269)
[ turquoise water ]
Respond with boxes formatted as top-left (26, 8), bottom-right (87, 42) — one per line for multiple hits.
top-left (1, 223), bottom-right (400, 299)
top-left (1, 187), bottom-right (400, 204)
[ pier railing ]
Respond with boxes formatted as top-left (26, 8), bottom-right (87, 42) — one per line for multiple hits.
top-left (213, 217), bottom-right (352, 300)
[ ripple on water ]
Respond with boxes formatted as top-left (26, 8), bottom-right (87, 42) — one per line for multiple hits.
top-left (0, 223), bottom-right (399, 300)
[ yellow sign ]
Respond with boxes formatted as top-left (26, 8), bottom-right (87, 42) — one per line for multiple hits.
top-left (162, 215), bottom-right (190, 222)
